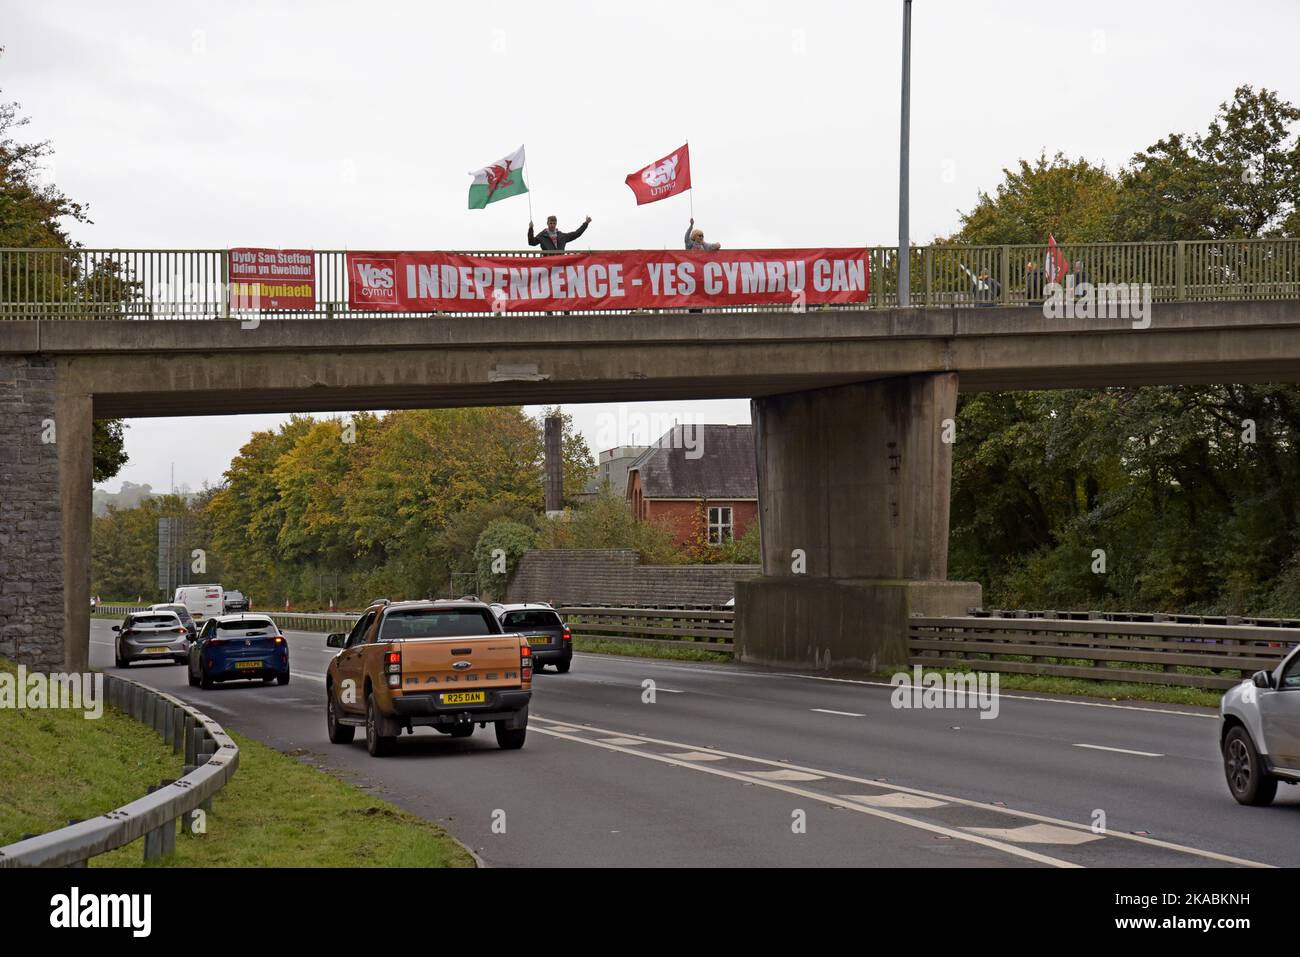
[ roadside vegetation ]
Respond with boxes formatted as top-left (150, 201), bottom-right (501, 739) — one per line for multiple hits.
top-left (0, 658), bottom-right (182, 846)
top-left (573, 637), bottom-right (732, 663)
top-left (97, 730), bottom-right (475, 868)
top-left (946, 86), bottom-right (1300, 618)
top-left (0, 659), bottom-right (473, 866)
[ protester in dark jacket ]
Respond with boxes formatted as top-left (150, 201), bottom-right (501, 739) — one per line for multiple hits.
top-left (684, 218), bottom-right (721, 251)
top-left (528, 214), bottom-right (591, 252)
top-left (973, 268), bottom-right (1000, 306)
top-left (1025, 260), bottom-right (1044, 304)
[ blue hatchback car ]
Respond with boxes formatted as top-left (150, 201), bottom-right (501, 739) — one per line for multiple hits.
top-left (188, 614), bottom-right (290, 688)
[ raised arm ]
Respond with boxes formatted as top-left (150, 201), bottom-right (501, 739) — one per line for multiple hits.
top-left (527, 222), bottom-right (539, 246)
top-left (564, 219), bottom-right (590, 243)
top-left (684, 223), bottom-right (694, 249)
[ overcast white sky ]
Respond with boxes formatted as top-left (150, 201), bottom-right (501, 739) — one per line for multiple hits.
top-left (4, 0), bottom-right (1297, 493)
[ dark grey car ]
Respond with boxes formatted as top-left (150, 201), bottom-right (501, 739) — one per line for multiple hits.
top-left (113, 610), bottom-right (190, 666)
top-left (496, 603), bottom-right (572, 673)
top-left (151, 602), bottom-right (197, 641)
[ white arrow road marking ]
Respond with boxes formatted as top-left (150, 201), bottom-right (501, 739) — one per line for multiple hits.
top-left (1073, 743), bottom-right (1164, 757)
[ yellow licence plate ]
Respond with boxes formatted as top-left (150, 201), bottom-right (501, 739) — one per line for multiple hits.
top-left (440, 691), bottom-right (485, 705)
top-left (145, 647), bottom-right (171, 654)
top-left (234, 660), bottom-right (263, 670)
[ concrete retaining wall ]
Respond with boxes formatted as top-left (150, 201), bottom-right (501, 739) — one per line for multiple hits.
top-left (507, 549), bottom-right (758, 608)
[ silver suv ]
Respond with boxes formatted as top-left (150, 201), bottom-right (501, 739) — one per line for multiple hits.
top-left (1219, 644), bottom-right (1300, 805)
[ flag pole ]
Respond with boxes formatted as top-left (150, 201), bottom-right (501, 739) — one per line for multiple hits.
top-left (687, 136), bottom-right (694, 220)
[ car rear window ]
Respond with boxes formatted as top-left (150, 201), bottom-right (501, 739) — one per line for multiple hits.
top-left (380, 609), bottom-right (497, 639)
top-left (217, 619), bottom-right (276, 634)
top-left (133, 614), bottom-right (178, 626)
top-left (502, 610), bottom-right (562, 629)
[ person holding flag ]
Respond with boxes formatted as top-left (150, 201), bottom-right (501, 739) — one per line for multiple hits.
top-left (684, 218), bottom-right (720, 251)
top-left (527, 214), bottom-right (591, 253)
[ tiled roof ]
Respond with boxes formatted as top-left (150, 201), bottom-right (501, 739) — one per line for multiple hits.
top-left (628, 424), bottom-right (756, 499)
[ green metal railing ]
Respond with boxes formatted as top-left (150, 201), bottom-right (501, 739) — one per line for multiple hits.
top-left (1, 239), bottom-right (1297, 319)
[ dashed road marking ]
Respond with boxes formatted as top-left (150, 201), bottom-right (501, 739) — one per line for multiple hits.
top-left (810, 708), bottom-right (865, 717)
top-left (530, 715), bottom-right (1270, 868)
top-left (529, 722), bottom-right (1077, 867)
top-left (1074, 743), bottom-right (1164, 758)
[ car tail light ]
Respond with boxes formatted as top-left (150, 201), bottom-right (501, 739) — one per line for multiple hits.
top-left (176, 627), bottom-right (186, 634)
top-left (562, 627), bottom-right (571, 643)
top-left (386, 650), bottom-right (401, 687)
top-left (274, 635), bottom-right (286, 644)
top-left (521, 644), bottom-right (532, 680)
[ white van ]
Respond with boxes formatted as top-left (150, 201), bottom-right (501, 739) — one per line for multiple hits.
top-left (173, 584), bottom-right (224, 624)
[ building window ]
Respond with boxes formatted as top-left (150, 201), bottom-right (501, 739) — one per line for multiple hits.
top-left (708, 506), bottom-right (733, 545)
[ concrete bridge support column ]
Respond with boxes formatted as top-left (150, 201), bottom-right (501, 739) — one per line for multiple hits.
top-left (735, 373), bottom-right (981, 672)
top-left (0, 357), bottom-right (68, 670)
top-left (57, 381), bottom-right (93, 674)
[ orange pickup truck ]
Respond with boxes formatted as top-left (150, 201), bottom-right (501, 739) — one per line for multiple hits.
top-left (324, 598), bottom-right (534, 756)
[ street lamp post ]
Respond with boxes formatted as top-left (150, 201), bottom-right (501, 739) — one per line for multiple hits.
top-left (898, 0), bottom-right (912, 307)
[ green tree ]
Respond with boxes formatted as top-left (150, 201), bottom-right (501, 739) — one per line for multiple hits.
top-left (474, 518), bottom-right (537, 600)
top-left (1, 57), bottom-right (128, 479)
top-left (1113, 86), bottom-right (1300, 240)
top-left (536, 487), bottom-right (680, 565)
top-left (947, 152), bottom-right (1120, 245)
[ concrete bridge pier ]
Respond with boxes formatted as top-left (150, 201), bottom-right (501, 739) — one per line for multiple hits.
top-left (57, 382), bottom-right (93, 674)
top-left (735, 373), bottom-right (981, 672)
top-left (0, 356), bottom-right (90, 672)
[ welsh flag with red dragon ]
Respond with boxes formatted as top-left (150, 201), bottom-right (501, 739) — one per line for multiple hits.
top-left (468, 145), bottom-right (528, 209)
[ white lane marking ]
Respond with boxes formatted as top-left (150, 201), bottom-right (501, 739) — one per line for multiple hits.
top-left (840, 792), bottom-right (948, 810)
top-left (663, 750), bottom-right (727, 762)
top-left (598, 737), bottom-right (645, 746)
top-left (1073, 743), bottom-right (1164, 758)
top-left (530, 725), bottom-right (1076, 868)
top-left (962, 823), bottom-right (1103, 846)
top-left (571, 652), bottom-right (1218, 720)
top-left (742, 769), bottom-right (824, 782)
top-left (811, 708), bottom-right (865, 717)
top-left (530, 715), bottom-right (1270, 868)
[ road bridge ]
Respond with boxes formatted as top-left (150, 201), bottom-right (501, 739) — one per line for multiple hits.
top-left (2, 240), bottom-right (1298, 673)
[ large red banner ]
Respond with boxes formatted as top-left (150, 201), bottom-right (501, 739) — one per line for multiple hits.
top-left (228, 248), bottom-right (315, 310)
top-left (346, 249), bottom-right (869, 312)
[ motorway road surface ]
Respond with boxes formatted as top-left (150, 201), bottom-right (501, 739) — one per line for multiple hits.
top-left (90, 619), bottom-right (1299, 867)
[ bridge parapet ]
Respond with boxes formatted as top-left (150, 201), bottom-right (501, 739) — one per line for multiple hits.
top-left (1, 239), bottom-right (1297, 319)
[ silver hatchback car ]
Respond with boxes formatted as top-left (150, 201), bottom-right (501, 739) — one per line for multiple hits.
top-left (113, 610), bottom-right (190, 667)
top-left (1219, 644), bottom-right (1300, 805)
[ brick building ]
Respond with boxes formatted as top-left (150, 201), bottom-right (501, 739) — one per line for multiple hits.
top-left (626, 424), bottom-right (757, 548)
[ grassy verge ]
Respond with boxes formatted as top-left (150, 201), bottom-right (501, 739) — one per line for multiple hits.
top-left (97, 730), bottom-right (475, 867)
top-left (0, 658), bottom-right (473, 867)
top-left (0, 659), bottom-right (183, 846)
top-left (573, 637), bottom-right (732, 663)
